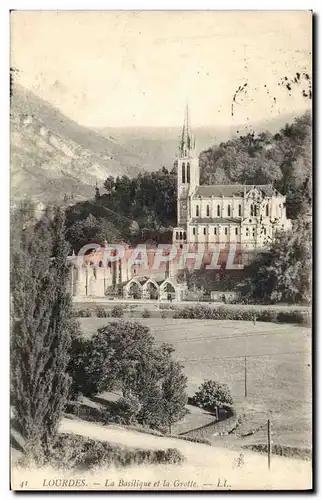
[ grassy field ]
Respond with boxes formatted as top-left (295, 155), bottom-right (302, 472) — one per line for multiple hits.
top-left (79, 317), bottom-right (312, 451)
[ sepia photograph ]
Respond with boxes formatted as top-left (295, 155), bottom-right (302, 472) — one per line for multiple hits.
top-left (9, 10), bottom-right (312, 491)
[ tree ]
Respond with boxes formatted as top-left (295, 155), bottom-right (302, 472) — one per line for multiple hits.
top-left (162, 361), bottom-right (187, 433)
top-left (241, 219), bottom-right (312, 304)
top-left (70, 321), bottom-right (187, 431)
top-left (73, 321), bottom-right (159, 396)
top-left (103, 175), bottom-right (115, 195)
top-left (95, 185), bottom-right (100, 200)
top-left (66, 213), bottom-right (122, 252)
top-left (192, 380), bottom-right (233, 418)
top-left (11, 205), bottom-right (75, 454)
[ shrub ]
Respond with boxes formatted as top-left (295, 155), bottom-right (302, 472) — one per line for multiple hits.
top-left (276, 310), bottom-right (309, 324)
top-left (95, 307), bottom-right (109, 318)
top-left (75, 308), bottom-right (94, 318)
top-left (257, 310), bottom-right (278, 322)
top-left (192, 380), bottom-right (233, 414)
top-left (159, 304), bottom-right (174, 310)
top-left (112, 396), bottom-right (141, 425)
top-left (142, 309), bottom-right (151, 318)
top-left (160, 310), bottom-right (167, 319)
top-left (110, 305), bottom-right (124, 317)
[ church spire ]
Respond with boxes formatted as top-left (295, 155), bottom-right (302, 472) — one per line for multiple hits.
top-left (179, 103), bottom-right (194, 156)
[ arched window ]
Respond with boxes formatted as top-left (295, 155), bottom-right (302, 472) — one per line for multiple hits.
top-left (183, 232), bottom-right (186, 240)
top-left (224, 227), bottom-right (228, 235)
top-left (266, 204), bottom-right (269, 216)
top-left (254, 205), bottom-right (257, 216)
top-left (203, 227), bottom-right (206, 235)
top-left (217, 205), bottom-right (221, 216)
top-left (250, 205), bottom-right (254, 216)
top-left (179, 231), bottom-right (183, 239)
top-left (182, 163), bottom-right (185, 183)
top-left (176, 231), bottom-right (179, 240)
top-left (214, 227), bottom-right (217, 235)
top-left (228, 204), bottom-right (231, 216)
top-left (263, 227), bottom-right (267, 235)
top-left (196, 205), bottom-right (199, 217)
top-left (238, 204), bottom-right (242, 216)
top-left (187, 163), bottom-right (190, 183)
top-left (206, 204), bottom-right (210, 216)
top-left (235, 227), bottom-right (238, 235)
top-left (192, 227), bottom-right (196, 235)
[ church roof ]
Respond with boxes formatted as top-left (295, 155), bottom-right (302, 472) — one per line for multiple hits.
top-left (190, 218), bottom-right (240, 225)
top-left (194, 184), bottom-right (276, 198)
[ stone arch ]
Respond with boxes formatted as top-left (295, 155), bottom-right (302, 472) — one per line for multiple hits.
top-left (160, 278), bottom-right (178, 301)
top-left (143, 278), bottom-right (159, 300)
top-left (124, 278), bottom-right (143, 299)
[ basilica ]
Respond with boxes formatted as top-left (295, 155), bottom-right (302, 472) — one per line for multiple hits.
top-left (69, 108), bottom-right (292, 300)
top-left (172, 107), bottom-right (292, 251)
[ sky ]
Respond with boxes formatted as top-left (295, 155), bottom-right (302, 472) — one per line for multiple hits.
top-left (10, 10), bottom-right (312, 128)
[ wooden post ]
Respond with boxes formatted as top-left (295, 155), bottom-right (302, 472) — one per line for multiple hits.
top-left (244, 356), bottom-right (247, 398)
top-left (267, 419), bottom-right (271, 470)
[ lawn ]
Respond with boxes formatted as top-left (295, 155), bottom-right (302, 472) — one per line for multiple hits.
top-left (78, 317), bottom-right (312, 451)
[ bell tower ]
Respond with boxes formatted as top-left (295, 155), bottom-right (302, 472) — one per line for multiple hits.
top-left (176, 104), bottom-right (199, 226)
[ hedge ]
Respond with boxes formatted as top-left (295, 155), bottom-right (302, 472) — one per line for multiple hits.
top-left (242, 443), bottom-right (312, 461)
top-left (173, 305), bottom-right (310, 324)
top-left (72, 305), bottom-right (310, 325)
top-left (17, 433), bottom-right (185, 470)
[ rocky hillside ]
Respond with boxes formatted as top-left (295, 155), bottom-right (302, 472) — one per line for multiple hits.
top-left (10, 85), bottom-right (144, 205)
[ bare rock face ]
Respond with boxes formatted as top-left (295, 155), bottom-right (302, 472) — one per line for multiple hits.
top-left (10, 84), bottom-right (143, 205)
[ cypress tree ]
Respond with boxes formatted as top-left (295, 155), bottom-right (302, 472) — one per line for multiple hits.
top-left (11, 205), bottom-right (74, 455)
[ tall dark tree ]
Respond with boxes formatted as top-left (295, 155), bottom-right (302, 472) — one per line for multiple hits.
top-left (11, 205), bottom-right (74, 454)
top-left (162, 361), bottom-right (187, 433)
top-left (95, 185), bottom-right (100, 200)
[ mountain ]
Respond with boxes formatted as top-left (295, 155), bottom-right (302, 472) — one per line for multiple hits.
top-left (10, 85), bottom-right (145, 205)
top-left (10, 83), bottom-right (300, 205)
top-left (96, 113), bottom-right (298, 173)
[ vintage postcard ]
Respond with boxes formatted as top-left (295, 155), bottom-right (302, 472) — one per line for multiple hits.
top-left (10, 10), bottom-right (312, 491)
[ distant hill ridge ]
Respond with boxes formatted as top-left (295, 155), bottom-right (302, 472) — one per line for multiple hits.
top-left (10, 84), bottom-right (144, 204)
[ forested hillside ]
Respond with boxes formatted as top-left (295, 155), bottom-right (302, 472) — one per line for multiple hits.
top-left (200, 111), bottom-right (312, 219)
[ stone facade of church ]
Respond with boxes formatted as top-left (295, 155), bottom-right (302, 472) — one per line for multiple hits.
top-left (172, 107), bottom-right (292, 251)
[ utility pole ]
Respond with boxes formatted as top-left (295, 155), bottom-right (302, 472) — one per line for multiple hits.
top-left (244, 356), bottom-right (247, 398)
top-left (267, 418), bottom-right (271, 470)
